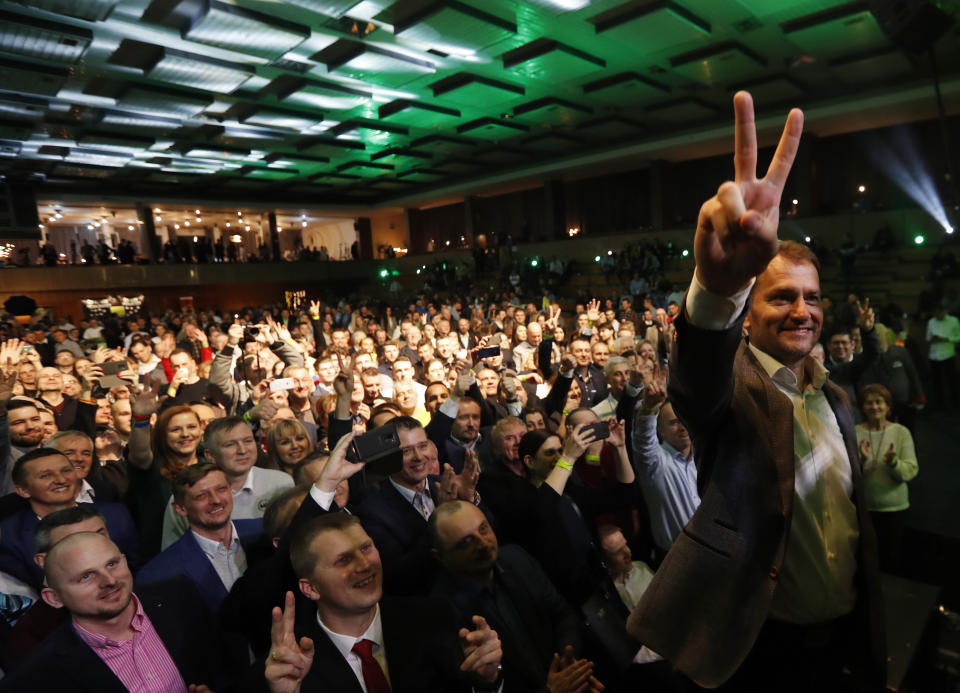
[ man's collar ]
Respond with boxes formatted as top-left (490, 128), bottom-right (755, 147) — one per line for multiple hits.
top-left (317, 602), bottom-right (383, 653)
top-left (191, 522), bottom-right (238, 553)
top-left (747, 343), bottom-right (827, 392)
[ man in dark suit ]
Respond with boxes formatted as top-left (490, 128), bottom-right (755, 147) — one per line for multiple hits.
top-left (425, 374), bottom-right (494, 473)
top-left (627, 92), bottom-right (884, 691)
top-left (0, 448), bottom-right (140, 587)
top-left (429, 500), bottom-right (592, 693)
top-left (357, 416), bottom-right (479, 596)
top-left (137, 463), bottom-right (261, 611)
top-left (264, 512), bottom-right (503, 693)
top-left (0, 532), bottom-right (231, 692)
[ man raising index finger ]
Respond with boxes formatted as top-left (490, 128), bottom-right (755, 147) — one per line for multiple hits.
top-left (626, 92), bottom-right (885, 693)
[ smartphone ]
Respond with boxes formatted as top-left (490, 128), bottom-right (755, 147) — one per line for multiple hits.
top-left (581, 421), bottom-right (610, 442)
top-left (347, 423), bottom-right (403, 476)
top-left (21, 346), bottom-right (31, 354)
top-left (477, 345), bottom-right (501, 359)
top-left (99, 361), bottom-right (126, 376)
top-left (269, 377), bottom-right (296, 391)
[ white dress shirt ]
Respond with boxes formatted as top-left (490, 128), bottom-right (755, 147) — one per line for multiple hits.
top-left (317, 604), bottom-right (390, 693)
top-left (191, 523), bottom-right (247, 592)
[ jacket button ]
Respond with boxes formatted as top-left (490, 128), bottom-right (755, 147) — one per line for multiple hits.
top-left (768, 566), bottom-right (778, 580)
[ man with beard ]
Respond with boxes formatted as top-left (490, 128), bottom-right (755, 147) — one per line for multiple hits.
top-left (2, 397), bottom-right (45, 496)
top-left (0, 532), bottom-right (232, 692)
top-left (137, 463), bottom-right (262, 611)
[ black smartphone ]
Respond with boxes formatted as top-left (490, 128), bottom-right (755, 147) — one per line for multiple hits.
top-left (581, 421), bottom-right (610, 442)
top-left (99, 361), bottom-right (126, 376)
top-left (348, 423), bottom-right (403, 476)
top-left (477, 345), bottom-right (501, 359)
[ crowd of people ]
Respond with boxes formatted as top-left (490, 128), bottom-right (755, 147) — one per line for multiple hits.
top-left (0, 92), bottom-right (954, 693)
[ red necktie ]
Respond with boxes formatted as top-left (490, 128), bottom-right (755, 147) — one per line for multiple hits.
top-left (351, 638), bottom-right (391, 693)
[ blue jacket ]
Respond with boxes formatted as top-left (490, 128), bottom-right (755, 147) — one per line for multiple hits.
top-left (136, 518), bottom-right (262, 611)
top-left (0, 501), bottom-right (141, 587)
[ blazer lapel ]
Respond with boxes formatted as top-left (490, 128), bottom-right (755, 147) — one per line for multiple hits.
top-left (50, 622), bottom-right (129, 693)
top-left (179, 532), bottom-right (227, 606)
top-left (298, 608), bottom-right (364, 693)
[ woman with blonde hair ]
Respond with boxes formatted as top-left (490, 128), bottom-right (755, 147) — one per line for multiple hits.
top-left (266, 417), bottom-right (315, 476)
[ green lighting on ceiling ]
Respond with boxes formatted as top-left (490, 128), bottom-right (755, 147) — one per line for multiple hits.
top-left (913, 234), bottom-right (925, 245)
top-left (379, 268), bottom-right (389, 278)
top-left (530, 258), bottom-right (538, 267)
top-left (594, 255), bottom-right (600, 262)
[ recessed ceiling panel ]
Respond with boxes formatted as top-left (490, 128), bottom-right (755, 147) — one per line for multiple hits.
top-left (0, 56), bottom-right (67, 96)
top-left (117, 85), bottom-right (212, 118)
top-left (670, 41), bottom-right (767, 86)
top-left (589, 0), bottom-right (711, 53)
top-left (582, 71), bottom-right (670, 106)
top-left (277, 76), bottom-right (371, 111)
top-left (388, 0), bottom-right (517, 55)
top-left (397, 167), bottom-right (445, 181)
top-left (244, 167), bottom-right (299, 180)
top-left (430, 72), bottom-right (524, 108)
top-left (0, 10), bottom-right (93, 63)
top-left (370, 146), bottom-right (432, 165)
top-left (12, 0), bottom-right (118, 21)
top-left (646, 98), bottom-right (720, 124)
top-left (576, 115), bottom-right (646, 140)
top-left (457, 117), bottom-right (528, 140)
top-left (378, 99), bottom-right (460, 128)
top-left (502, 38), bottom-right (605, 82)
top-left (148, 47), bottom-right (252, 93)
top-left (830, 49), bottom-right (913, 85)
top-left (782, 5), bottom-right (890, 62)
top-left (512, 97), bottom-right (592, 126)
top-left (410, 133), bottom-right (476, 154)
top-left (727, 75), bottom-right (806, 104)
top-left (178, 0), bottom-right (310, 60)
top-left (522, 131), bottom-right (583, 151)
top-left (314, 38), bottom-right (437, 89)
top-left (283, 0), bottom-right (361, 17)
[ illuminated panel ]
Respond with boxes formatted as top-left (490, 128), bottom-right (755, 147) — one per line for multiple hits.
top-left (670, 41), bottom-right (767, 86)
top-left (117, 84), bottom-right (212, 118)
top-left (283, 0), bottom-right (361, 17)
top-left (272, 75), bottom-right (371, 111)
top-left (0, 56), bottom-right (67, 96)
top-left (378, 99), bottom-right (460, 128)
top-left (781, 4), bottom-right (889, 62)
top-left (0, 10), bottom-right (93, 63)
top-left (314, 40), bottom-right (435, 88)
top-left (502, 38), bottom-right (605, 82)
top-left (429, 72), bottom-right (524, 109)
top-left (389, 0), bottom-right (516, 55)
top-left (12, 0), bottom-right (119, 21)
top-left (179, 0), bottom-right (310, 60)
top-left (582, 71), bottom-right (670, 107)
top-left (457, 117), bottom-right (527, 140)
top-left (109, 40), bottom-right (252, 94)
top-left (512, 97), bottom-right (592, 127)
top-left (589, 0), bottom-right (710, 53)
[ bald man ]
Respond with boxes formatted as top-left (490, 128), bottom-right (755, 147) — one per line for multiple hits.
top-left (0, 532), bottom-right (234, 692)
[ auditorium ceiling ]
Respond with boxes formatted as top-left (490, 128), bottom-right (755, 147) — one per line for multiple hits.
top-left (0, 0), bottom-right (958, 207)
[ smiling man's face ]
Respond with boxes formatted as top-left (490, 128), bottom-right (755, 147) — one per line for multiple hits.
top-left (746, 255), bottom-right (822, 371)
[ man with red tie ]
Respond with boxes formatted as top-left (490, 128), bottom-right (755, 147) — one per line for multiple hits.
top-left (264, 512), bottom-right (503, 693)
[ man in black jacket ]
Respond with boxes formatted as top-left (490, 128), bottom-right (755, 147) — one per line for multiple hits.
top-left (0, 532), bottom-right (232, 692)
top-left (264, 512), bottom-right (503, 693)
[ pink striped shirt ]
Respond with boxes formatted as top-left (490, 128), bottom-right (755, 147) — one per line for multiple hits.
top-left (73, 594), bottom-right (188, 693)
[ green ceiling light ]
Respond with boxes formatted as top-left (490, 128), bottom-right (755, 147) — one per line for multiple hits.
top-left (913, 234), bottom-right (925, 245)
top-left (530, 258), bottom-right (538, 267)
top-left (594, 255), bottom-right (601, 262)
top-left (379, 268), bottom-right (389, 278)
top-left (681, 249), bottom-right (690, 257)
top-left (390, 270), bottom-right (399, 276)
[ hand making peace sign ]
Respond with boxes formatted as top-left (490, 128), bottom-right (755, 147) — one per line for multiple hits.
top-left (695, 92), bottom-right (804, 297)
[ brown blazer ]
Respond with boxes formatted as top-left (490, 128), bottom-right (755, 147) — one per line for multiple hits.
top-left (626, 305), bottom-right (885, 689)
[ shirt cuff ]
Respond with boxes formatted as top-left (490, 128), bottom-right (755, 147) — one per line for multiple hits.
top-left (685, 270), bottom-right (755, 330)
top-left (309, 485), bottom-right (336, 511)
top-left (439, 396), bottom-right (461, 418)
top-left (505, 400), bottom-right (522, 417)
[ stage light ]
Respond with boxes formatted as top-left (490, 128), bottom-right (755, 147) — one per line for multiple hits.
top-left (594, 255), bottom-right (600, 262)
top-left (174, 224), bottom-right (180, 229)
top-left (792, 199), bottom-right (799, 205)
top-left (184, 221), bottom-right (190, 227)
top-left (858, 185), bottom-right (866, 193)
top-left (225, 222), bottom-right (231, 227)
top-left (681, 249), bottom-right (689, 257)
top-left (379, 269), bottom-right (389, 278)
top-left (914, 234), bottom-right (925, 245)
top-left (127, 225), bottom-right (134, 230)
top-left (805, 236), bottom-right (811, 243)
top-left (195, 209), bottom-right (200, 214)
top-left (864, 127), bottom-right (953, 235)
top-left (531, 259), bottom-right (538, 267)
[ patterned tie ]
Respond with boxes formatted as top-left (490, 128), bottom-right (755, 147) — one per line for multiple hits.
top-left (412, 492), bottom-right (430, 520)
top-left (351, 639), bottom-right (391, 693)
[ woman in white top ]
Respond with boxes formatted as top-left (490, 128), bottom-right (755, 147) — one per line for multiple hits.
top-left (856, 383), bottom-right (918, 573)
